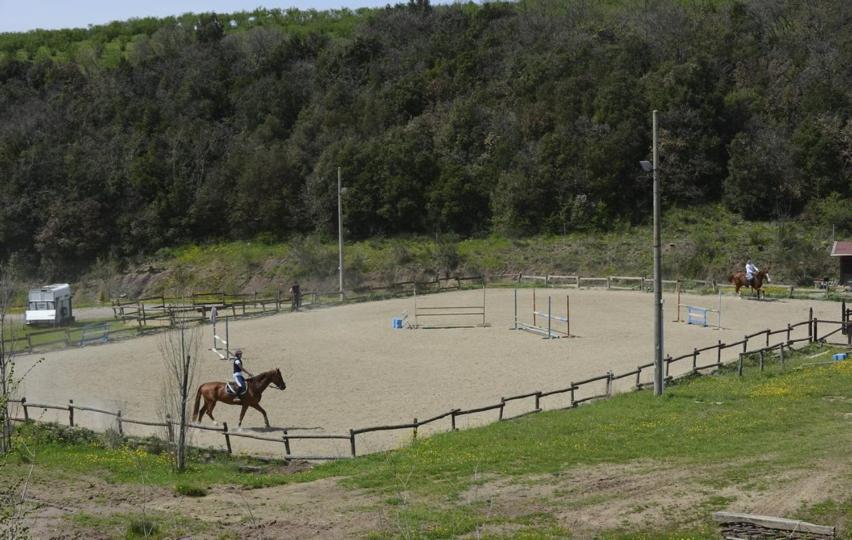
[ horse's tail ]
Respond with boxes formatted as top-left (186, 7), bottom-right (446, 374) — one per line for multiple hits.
top-left (192, 385), bottom-right (203, 421)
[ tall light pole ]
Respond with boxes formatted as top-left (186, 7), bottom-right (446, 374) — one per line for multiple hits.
top-left (640, 109), bottom-right (663, 396)
top-left (337, 166), bottom-right (344, 302)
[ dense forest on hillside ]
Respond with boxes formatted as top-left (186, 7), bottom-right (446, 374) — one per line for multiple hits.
top-left (1, 0), bottom-right (851, 278)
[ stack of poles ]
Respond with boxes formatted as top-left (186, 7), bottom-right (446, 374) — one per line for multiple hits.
top-left (674, 283), bottom-right (722, 330)
top-left (514, 288), bottom-right (570, 339)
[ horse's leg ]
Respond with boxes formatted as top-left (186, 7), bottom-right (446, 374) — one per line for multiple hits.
top-left (197, 402), bottom-right (206, 423)
top-left (238, 404), bottom-right (249, 427)
top-left (251, 403), bottom-right (271, 429)
top-left (205, 399), bottom-right (217, 423)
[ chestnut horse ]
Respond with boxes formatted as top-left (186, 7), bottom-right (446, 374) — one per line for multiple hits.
top-left (728, 269), bottom-right (771, 299)
top-left (193, 368), bottom-right (286, 428)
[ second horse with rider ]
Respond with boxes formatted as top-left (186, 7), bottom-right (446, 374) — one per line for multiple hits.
top-left (745, 259), bottom-right (760, 286)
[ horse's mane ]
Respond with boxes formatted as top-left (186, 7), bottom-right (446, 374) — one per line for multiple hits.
top-left (246, 368), bottom-right (279, 381)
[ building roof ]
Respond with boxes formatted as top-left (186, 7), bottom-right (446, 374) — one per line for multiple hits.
top-left (830, 241), bottom-right (852, 257)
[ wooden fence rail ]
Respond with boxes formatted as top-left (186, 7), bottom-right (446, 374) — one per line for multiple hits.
top-left (8, 314), bottom-right (848, 461)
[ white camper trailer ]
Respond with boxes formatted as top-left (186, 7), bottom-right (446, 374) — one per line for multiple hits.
top-left (25, 283), bottom-right (74, 326)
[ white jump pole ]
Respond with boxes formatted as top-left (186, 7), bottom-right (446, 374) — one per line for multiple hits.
top-left (513, 287), bottom-right (518, 330)
top-left (482, 280), bottom-right (486, 327)
top-left (547, 296), bottom-right (552, 339)
top-left (567, 295), bottom-right (570, 337)
top-left (718, 291), bottom-right (722, 330)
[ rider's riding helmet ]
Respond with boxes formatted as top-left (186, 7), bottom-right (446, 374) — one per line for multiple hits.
top-left (234, 349), bottom-right (243, 357)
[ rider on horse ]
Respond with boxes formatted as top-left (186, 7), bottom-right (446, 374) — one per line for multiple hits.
top-left (230, 350), bottom-right (254, 399)
top-left (745, 259), bottom-right (760, 286)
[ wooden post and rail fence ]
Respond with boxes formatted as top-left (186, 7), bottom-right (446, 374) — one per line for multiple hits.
top-left (8, 305), bottom-right (850, 461)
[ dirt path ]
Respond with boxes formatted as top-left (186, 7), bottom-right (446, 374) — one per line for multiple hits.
top-left (18, 452), bottom-right (850, 538)
top-left (11, 289), bottom-right (843, 456)
top-left (21, 470), bottom-right (382, 539)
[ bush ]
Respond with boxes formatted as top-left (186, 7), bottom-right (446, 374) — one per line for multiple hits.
top-left (99, 428), bottom-right (124, 450)
top-left (15, 421), bottom-right (98, 446)
top-left (174, 483), bottom-right (207, 497)
top-left (127, 516), bottom-right (158, 537)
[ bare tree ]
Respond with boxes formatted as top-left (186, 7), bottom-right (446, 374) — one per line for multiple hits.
top-left (0, 264), bottom-right (19, 454)
top-left (158, 307), bottom-right (200, 471)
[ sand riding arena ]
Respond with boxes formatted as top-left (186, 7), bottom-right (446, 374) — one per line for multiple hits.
top-left (11, 288), bottom-right (843, 457)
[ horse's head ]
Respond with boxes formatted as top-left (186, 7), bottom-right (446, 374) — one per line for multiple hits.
top-left (272, 368), bottom-right (286, 391)
top-left (761, 269), bottom-right (771, 283)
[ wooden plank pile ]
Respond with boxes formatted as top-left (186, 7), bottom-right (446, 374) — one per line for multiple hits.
top-left (714, 512), bottom-right (835, 540)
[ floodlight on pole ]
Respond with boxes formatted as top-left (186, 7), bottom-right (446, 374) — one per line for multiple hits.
top-left (648, 110), bottom-right (664, 396)
top-left (337, 167), bottom-right (345, 302)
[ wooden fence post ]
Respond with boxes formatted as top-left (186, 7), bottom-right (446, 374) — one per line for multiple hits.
top-left (534, 391), bottom-right (541, 411)
top-left (717, 340), bottom-right (722, 366)
top-left (116, 410), bottom-right (123, 435)
top-left (738, 353), bottom-right (744, 376)
top-left (68, 399), bottom-right (74, 427)
top-left (499, 400), bottom-right (505, 420)
top-left (743, 336), bottom-right (748, 354)
top-left (165, 414), bottom-right (174, 443)
top-left (759, 350), bottom-right (765, 372)
top-left (665, 355), bottom-right (672, 379)
top-left (21, 397), bottom-right (28, 421)
top-left (412, 418), bottom-right (418, 440)
top-left (765, 329), bottom-right (770, 347)
top-left (451, 409), bottom-right (458, 431)
top-left (809, 308), bottom-right (814, 342)
top-left (282, 429), bottom-right (291, 457)
top-left (569, 384), bottom-right (575, 407)
top-left (222, 422), bottom-right (232, 455)
top-left (635, 366), bottom-right (642, 389)
top-left (692, 348), bottom-right (698, 372)
top-left (349, 429), bottom-right (356, 457)
top-left (779, 345), bottom-right (785, 369)
top-left (606, 371), bottom-right (613, 396)
top-left (814, 319), bottom-right (819, 342)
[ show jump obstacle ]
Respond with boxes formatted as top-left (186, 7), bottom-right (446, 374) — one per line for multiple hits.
top-left (513, 288), bottom-right (572, 339)
top-left (412, 280), bottom-right (487, 329)
top-left (674, 284), bottom-right (722, 330)
top-left (210, 306), bottom-right (231, 360)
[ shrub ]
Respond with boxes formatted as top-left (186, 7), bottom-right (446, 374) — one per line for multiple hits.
top-left (174, 483), bottom-right (207, 497)
top-left (99, 427), bottom-right (124, 450)
top-left (127, 516), bottom-right (158, 537)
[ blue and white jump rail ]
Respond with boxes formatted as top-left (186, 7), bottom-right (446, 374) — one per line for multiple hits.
top-left (674, 284), bottom-right (722, 330)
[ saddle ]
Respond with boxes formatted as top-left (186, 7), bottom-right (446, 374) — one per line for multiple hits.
top-left (225, 383), bottom-right (247, 397)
